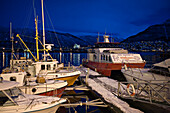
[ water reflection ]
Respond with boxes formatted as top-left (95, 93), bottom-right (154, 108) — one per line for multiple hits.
top-left (73, 53), bottom-right (81, 66)
top-left (70, 52), bottom-right (72, 64)
top-left (3, 51), bottom-right (5, 67)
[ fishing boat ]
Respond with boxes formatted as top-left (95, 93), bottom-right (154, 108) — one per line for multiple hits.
top-left (7, 56), bottom-right (80, 86)
top-left (0, 71), bottom-right (67, 97)
top-left (2, 0), bottom-right (81, 86)
top-left (82, 34), bottom-right (146, 77)
top-left (0, 79), bottom-right (66, 113)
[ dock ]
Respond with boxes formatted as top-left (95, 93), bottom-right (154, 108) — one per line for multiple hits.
top-left (75, 66), bottom-right (144, 113)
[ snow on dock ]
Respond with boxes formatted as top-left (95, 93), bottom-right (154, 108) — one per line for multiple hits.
top-left (77, 66), bottom-right (143, 113)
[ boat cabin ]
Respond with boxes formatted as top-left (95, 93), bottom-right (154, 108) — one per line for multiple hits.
top-left (0, 72), bottom-right (27, 86)
top-left (33, 59), bottom-right (64, 76)
top-left (149, 59), bottom-right (170, 77)
top-left (87, 35), bottom-right (144, 64)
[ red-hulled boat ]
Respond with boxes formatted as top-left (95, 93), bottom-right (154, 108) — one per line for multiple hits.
top-left (1, 72), bottom-right (68, 98)
top-left (82, 35), bottom-right (146, 77)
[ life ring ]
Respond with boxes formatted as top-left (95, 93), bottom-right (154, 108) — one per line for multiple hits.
top-left (127, 84), bottom-right (135, 96)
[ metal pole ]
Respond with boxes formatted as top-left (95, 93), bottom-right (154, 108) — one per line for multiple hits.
top-left (35, 16), bottom-right (39, 61)
top-left (41, 0), bottom-right (46, 61)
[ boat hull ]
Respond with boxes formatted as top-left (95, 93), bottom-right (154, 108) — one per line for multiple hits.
top-left (121, 68), bottom-right (170, 83)
top-left (20, 81), bottom-right (67, 97)
top-left (1, 97), bottom-right (66, 113)
top-left (46, 71), bottom-right (81, 86)
top-left (38, 86), bottom-right (66, 97)
top-left (55, 74), bottom-right (80, 86)
top-left (83, 60), bottom-right (146, 76)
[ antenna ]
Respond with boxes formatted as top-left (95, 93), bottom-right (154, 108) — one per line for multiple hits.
top-left (97, 32), bottom-right (99, 42)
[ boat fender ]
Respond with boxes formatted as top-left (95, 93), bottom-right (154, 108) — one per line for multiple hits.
top-left (127, 84), bottom-right (135, 96)
top-left (20, 69), bottom-right (25, 72)
top-left (36, 76), bottom-right (46, 83)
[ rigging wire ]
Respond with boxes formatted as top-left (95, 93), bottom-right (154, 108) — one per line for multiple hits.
top-left (44, 3), bottom-right (62, 48)
top-left (20, 2), bottom-right (33, 35)
top-left (33, 0), bottom-right (37, 19)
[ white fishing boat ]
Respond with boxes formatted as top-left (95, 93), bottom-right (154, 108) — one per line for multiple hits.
top-left (2, 0), bottom-right (81, 86)
top-left (7, 56), bottom-right (80, 86)
top-left (0, 71), bottom-right (68, 97)
top-left (82, 34), bottom-right (146, 77)
top-left (0, 80), bottom-right (66, 113)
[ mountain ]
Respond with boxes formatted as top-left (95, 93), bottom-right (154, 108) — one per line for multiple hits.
top-left (0, 27), bottom-right (122, 50)
top-left (122, 20), bottom-right (170, 42)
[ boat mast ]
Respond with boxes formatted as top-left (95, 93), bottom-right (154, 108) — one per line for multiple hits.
top-left (41, 0), bottom-right (46, 61)
top-left (35, 16), bottom-right (39, 61)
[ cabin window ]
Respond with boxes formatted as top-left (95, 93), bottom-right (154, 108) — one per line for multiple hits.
top-left (47, 65), bottom-right (51, 70)
top-left (103, 55), bottom-right (105, 60)
top-left (106, 55), bottom-right (108, 61)
top-left (101, 55), bottom-right (103, 60)
top-left (0, 87), bottom-right (21, 106)
top-left (109, 56), bottom-right (112, 62)
top-left (93, 55), bottom-right (96, 59)
top-left (10, 77), bottom-right (16, 81)
top-left (149, 66), bottom-right (170, 77)
top-left (41, 65), bottom-right (45, 70)
top-left (0, 91), bottom-right (13, 106)
top-left (53, 64), bottom-right (56, 70)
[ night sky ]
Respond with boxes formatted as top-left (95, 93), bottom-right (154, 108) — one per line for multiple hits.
top-left (0, 0), bottom-right (170, 39)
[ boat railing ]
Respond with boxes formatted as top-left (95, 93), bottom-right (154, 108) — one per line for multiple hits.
top-left (123, 62), bottom-right (157, 80)
top-left (59, 65), bottom-right (79, 72)
top-left (117, 80), bottom-right (170, 106)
